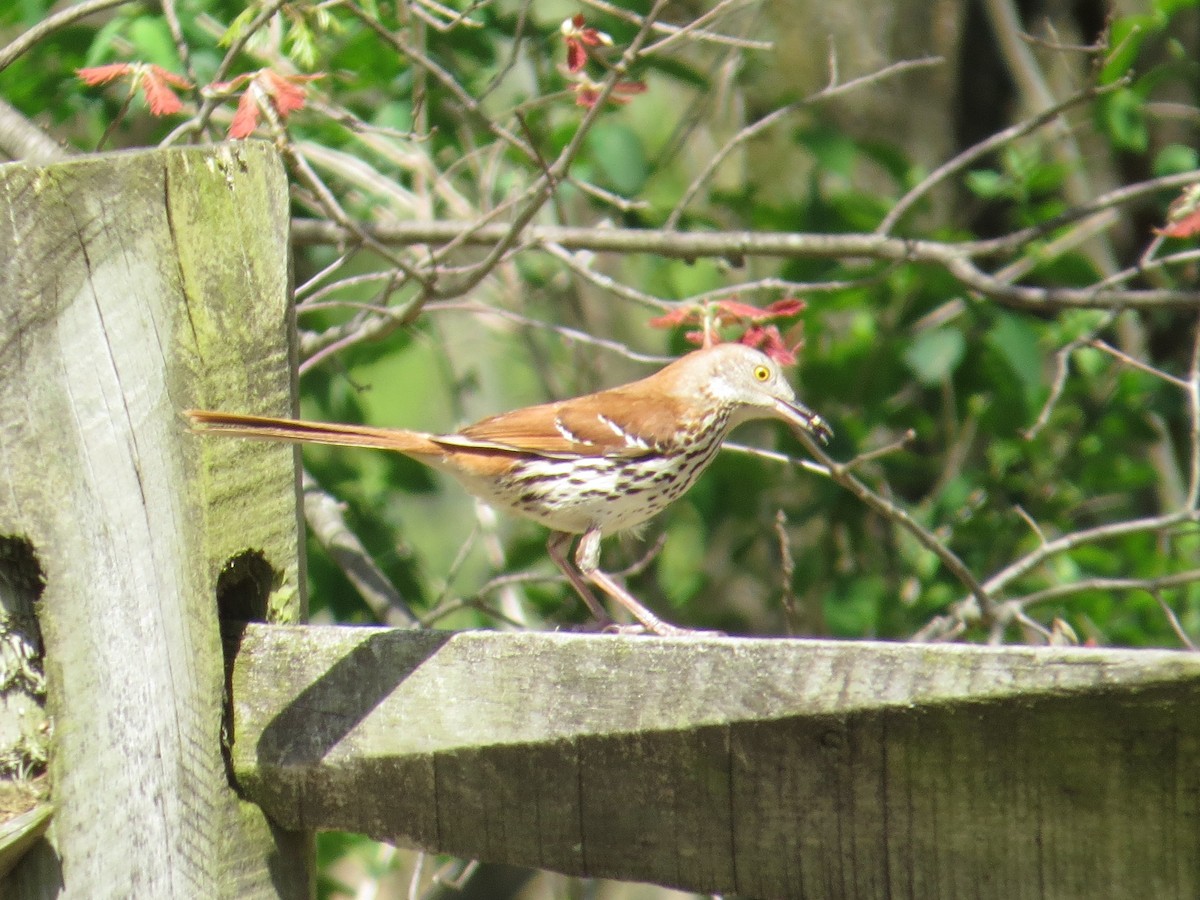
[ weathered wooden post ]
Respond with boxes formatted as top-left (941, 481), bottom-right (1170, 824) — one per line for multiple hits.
top-left (0, 143), bottom-right (310, 897)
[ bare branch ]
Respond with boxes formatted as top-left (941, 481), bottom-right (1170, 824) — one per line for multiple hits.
top-left (580, 0), bottom-right (773, 50)
top-left (664, 56), bottom-right (944, 230)
top-left (878, 80), bottom-right (1123, 235)
top-left (1188, 315), bottom-right (1200, 510)
top-left (302, 470), bottom-right (420, 628)
top-left (292, 219), bottom-right (1200, 310)
top-left (0, 0), bottom-right (136, 74)
top-left (1089, 338), bottom-right (1192, 390)
top-left (920, 510), bottom-right (1200, 641)
top-left (1006, 569), bottom-right (1200, 611)
top-left (791, 434), bottom-right (996, 624)
top-left (0, 97), bottom-right (70, 162)
top-left (642, 0), bottom-right (764, 56)
top-left (160, 0), bottom-right (288, 145)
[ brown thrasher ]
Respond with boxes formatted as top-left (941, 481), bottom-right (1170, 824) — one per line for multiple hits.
top-left (187, 342), bottom-right (830, 635)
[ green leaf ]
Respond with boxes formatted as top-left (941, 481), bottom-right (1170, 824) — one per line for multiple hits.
top-left (824, 577), bottom-right (883, 637)
top-left (371, 101), bottom-right (412, 132)
top-left (1072, 345), bottom-right (1105, 376)
top-left (1153, 143), bottom-right (1200, 177)
top-left (1055, 309), bottom-right (1109, 343)
top-left (965, 169), bottom-right (1006, 200)
top-left (1156, 0), bottom-right (1200, 16)
top-left (903, 327), bottom-right (966, 386)
top-left (986, 313), bottom-right (1043, 408)
top-left (286, 21), bottom-right (318, 69)
top-left (1099, 88), bottom-right (1148, 153)
top-left (126, 16), bottom-right (180, 69)
top-left (221, 7), bottom-right (258, 47)
top-left (657, 506), bottom-right (706, 605)
top-left (1100, 16), bottom-right (1155, 83)
top-left (585, 123), bottom-right (647, 196)
top-left (84, 16), bottom-right (131, 67)
top-left (665, 257), bottom-right (722, 297)
top-left (1025, 161), bottom-right (1067, 197)
top-left (797, 124), bottom-right (858, 179)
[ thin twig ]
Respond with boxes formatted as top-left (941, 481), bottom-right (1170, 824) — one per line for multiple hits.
top-left (918, 509), bottom-right (1200, 641)
top-left (642, 0), bottom-right (761, 55)
top-left (878, 81), bottom-right (1123, 235)
top-left (1008, 569), bottom-right (1200, 609)
top-left (302, 470), bottom-right (421, 627)
top-left (422, 299), bottom-right (673, 363)
top-left (1089, 339), bottom-right (1192, 390)
top-left (1187, 315), bottom-right (1200, 510)
top-left (974, 169), bottom-right (1200, 257)
top-left (665, 56), bottom-right (943, 230)
top-left (1024, 312), bottom-right (1116, 440)
top-left (774, 510), bottom-right (799, 635)
top-left (160, 0), bottom-right (288, 145)
top-left (581, 0), bottom-right (773, 50)
top-left (1155, 593), bottom-right (1198, 651)
top-left (0, 0), bottom-right (136, 74)
top-left (344, 4), bottom-right (536, 162)
top-left (818, 437), bottom-right (994, 624)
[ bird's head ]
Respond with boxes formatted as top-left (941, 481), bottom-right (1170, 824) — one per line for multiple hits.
top-left (685, 343), bottom-right (832, 443)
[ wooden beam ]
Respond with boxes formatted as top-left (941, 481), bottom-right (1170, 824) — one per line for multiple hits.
top-left (230, 624), bottom-right (1200, 898)
top-left (0, 144), bottom-right (310, 897)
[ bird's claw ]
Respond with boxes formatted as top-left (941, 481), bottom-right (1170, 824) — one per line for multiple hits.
top-left (603, 622), bottom-right (726, 638)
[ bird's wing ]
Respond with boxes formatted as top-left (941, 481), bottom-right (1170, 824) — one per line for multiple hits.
top-left (453, 387), bottom-right (689, 458)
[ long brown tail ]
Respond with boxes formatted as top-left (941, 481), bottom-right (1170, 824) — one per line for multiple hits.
top-left (185, 410), bottom-right (443, 457)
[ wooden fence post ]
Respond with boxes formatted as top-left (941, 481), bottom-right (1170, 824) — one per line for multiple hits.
top-left (0, 143), bottom-right (311, 897)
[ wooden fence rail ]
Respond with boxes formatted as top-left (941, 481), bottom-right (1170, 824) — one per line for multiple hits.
top-left (228, 624), bottom-right (1200, 898)
top-left (2, 144), bottom-right (1198, 899)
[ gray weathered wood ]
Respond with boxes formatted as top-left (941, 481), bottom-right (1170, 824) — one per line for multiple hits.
top-left (230, 624), bottom-right (1200, 899)
top-left (0, 144), bottom-right (311, 898)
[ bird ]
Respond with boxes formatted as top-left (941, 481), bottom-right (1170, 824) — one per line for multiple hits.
top-left (186, 342), bottom-right (831, 635)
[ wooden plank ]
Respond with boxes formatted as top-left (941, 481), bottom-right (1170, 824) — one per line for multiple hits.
top-left (0, 144), bottom-right (310, 898)
top-left (230, 625), bottom-right (1200, 898)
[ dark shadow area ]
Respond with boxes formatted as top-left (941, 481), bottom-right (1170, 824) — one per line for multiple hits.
top-left (954, 0), bottom-right (1112, 238)
top-left (0, 534), bottom-right (45, 601)
top-left (216, 548), bottom-right (274, 625)
top-left (224, 626), bottom-right (455, 856)
top-left (252, 628), bottom-right (453, 766)
top-left (3, 835), bottom-right (64, 896)
top-left (0, 535), bottom-right (56, 892)
top-left (217, 549), bottom-right (281, 792)
top-left (0, 532), bottom-right (46, 696)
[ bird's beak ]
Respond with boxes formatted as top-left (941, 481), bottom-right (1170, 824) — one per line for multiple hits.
top-left (774, 397), bottom-right (833, 444)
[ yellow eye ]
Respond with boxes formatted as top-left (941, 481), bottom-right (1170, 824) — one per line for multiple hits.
top-left (753, 365), bottom-right (771, 382)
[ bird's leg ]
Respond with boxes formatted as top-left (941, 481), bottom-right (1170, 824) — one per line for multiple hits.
top-left (572, 528), bottom-right (703, 637)
top-left (546, 531), bottom-right (615, 627)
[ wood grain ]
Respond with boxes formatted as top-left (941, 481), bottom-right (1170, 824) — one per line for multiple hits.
top-left (231, 624), bottom-right (1200, 898)
top-left (0, 144), bottom-right (309, 898)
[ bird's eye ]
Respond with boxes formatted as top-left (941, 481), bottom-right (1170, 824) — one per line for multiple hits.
top-left (753, 365), bottom-right (771, 382)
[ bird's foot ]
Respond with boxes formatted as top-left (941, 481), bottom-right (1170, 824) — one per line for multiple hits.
top-left (601, 622), bottom-right (648, 636)
top-left (603, 621), bottom-right (726, 637)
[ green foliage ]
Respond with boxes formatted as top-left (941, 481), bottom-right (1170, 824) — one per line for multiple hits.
top-left (585, 123), bottom-right (648, 196)
top-left (904, 328), bottom-right (965, 386)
